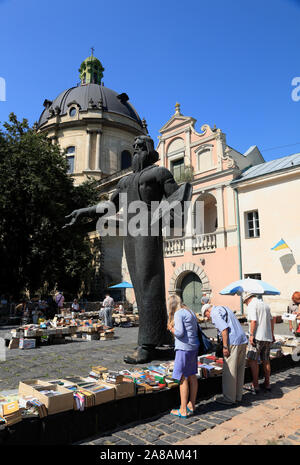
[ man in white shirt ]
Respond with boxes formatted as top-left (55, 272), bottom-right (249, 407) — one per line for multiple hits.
top-left (243, 292), bottom-right (275, 394)
top-left (99, 294), bottom-right (114, 328)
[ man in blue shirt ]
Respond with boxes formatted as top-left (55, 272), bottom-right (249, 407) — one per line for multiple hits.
top-left (202, 303), bottom-right (248, 405)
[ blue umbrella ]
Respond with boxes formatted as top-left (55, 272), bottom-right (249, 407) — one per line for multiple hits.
top-left (108, 281), bottom-right (133, 303)
top-left (108, 281), bottom-right (133, 289)
top-left (220, 278), bottom-right (280, 296)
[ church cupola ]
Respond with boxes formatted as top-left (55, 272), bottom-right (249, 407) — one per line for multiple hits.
top-left (79, 48), bottom-right (105, 85)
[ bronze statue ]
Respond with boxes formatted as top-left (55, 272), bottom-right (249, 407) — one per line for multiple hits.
top-left (64, 135), bottom-right (192, 363)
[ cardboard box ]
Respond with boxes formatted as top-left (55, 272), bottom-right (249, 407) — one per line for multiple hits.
top-left (100, 381), bottom-right (135, 400)
top-left (18, 380), bottom-right (73, 415)
top-left (82, 333), bottom-right (99, 341)
top-left (19, 338), bottom-right (36, 350)
top-left (8, 338), bottom-right (20, 349)
top-left (85, 384), bottom-right (115, 406)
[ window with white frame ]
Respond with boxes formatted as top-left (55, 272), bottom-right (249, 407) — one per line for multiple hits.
top-left (245, 210), bottom-right (260, 238)
top-left (66, 146), bottom-right (75, 174)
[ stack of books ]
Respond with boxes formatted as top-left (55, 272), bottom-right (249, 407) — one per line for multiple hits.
top-left (1, 401), bottom-right (22, 426)
top-left (89, 365), bottom-right (108, 380)
top-left (73, 391), bottom-right (85, 411)
top-left (99, 329), bottom-right (115, 340)
top-left (19, 396), bottom-right (47, 418)
top-left (102, 371), bottom-right (124, 384)
top-left (76, 388), bottom-right (95, 408)
top-left (198, 364), bottom-right (218, 378)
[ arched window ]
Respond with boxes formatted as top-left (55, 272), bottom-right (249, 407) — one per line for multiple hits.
top-left (69, 107), bottom-right (77, 117)
top-left (121, 150), bottom-right (132, 170)
top-left (66, 146), bottom-right (75, 173)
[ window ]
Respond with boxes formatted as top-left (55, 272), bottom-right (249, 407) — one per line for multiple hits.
top-left (69, 107), bottom-right (77, 117)
top-left (244, 273), bottom-right (262, 280)
top-left (121, 150), bottom-right (132, 170)
top-left (245, 210), bottom-right (260, 238)
top-left (67, 156), bottom-right (75, 174)
top-left (66, 146), bottom-right (75, 173)
top-left (171, 158), bottom-right (184, 182)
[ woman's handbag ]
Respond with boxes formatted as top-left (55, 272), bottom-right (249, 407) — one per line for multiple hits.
top-left (197, 324), bottom-right (213, 356)
top-left (186, 308), bottom-right (213, 355)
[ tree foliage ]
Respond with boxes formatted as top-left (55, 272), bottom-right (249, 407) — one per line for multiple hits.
top-left (0, 113), bottom-right (100, 299)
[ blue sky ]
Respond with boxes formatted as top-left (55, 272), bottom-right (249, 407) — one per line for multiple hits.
top-left (0, 0), bottom-right (300, 161)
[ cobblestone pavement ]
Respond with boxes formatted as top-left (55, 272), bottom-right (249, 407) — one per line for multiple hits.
top-left (76, 366), bottom-right (300, 445)
top-left (0, 326), bottom-right (143, 390)
top-left (0, 321), bottom-right (224, 390)
top-left (0, 321), bottom-right (292, 391)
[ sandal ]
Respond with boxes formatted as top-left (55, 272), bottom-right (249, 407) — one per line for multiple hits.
top-left (187, 406), bottom-right (194, 416)
top-left (170, 409), bottom-right (187, 418)
top-left (245, 385), bottom-right (260, 395)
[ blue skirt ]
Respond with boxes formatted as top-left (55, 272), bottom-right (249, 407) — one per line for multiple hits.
top-left (172, 349), bottom-right (198, 381)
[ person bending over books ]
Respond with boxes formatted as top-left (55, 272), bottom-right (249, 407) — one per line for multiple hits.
top-left (167, 295), bottom-right (200, 418)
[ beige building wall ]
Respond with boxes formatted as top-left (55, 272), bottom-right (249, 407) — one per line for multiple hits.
top-left (237, 168), bottom-right (300, 315)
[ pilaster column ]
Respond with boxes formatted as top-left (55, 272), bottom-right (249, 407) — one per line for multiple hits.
top-left (215, 186), bottom-right (226, 248)
top-left (161, 138), bottom-right (166, 167)
top-left (85, 130), bottom-right (92, 170)
top-left (95, 130), bottom-right (102, 171)
top-left (184, 201), bottom-right (194, 252)
top-left (185, 128), bottom-right (191, 166)
top-left (216, 130), bottom-right (224, 172)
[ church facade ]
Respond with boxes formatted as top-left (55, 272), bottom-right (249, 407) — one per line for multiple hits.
top-left (156, 103), bottom-right (264, 313)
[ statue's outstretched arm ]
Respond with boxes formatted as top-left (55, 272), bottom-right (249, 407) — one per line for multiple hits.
top-left (63, 187), bottom-right (122, 229)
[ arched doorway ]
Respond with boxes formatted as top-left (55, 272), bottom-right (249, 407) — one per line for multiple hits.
top-left (181, 272), bottom-right (202, 314)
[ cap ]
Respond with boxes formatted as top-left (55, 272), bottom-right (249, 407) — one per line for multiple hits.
top-left (243, 292), bottom-right (256, 303)
top-left (201, 304), bottom-right (212, 318)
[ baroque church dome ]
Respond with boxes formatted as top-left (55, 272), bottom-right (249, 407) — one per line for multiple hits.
top-left (38, 52), bottom-right (143, 129)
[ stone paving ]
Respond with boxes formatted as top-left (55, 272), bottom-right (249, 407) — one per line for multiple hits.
top-left (1, 321), bottom-right (299, 445)
top-left (0, 320), bottom-right (292, 390)
top-left (0, 322), bottom-right (223, 390)
top-left (76, 366), bottom-right (300, 445)
top-left (0, 326), bottom-right (142, 390)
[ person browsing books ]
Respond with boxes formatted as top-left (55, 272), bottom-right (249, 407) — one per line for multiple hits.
top-left (202, 301), bottom-right (247, 405)
top-left (167, 295), bottom-right (200, 418)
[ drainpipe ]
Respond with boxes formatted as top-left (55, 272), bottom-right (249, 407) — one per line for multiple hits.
top-left (234, 188), bottom-right (244, 315)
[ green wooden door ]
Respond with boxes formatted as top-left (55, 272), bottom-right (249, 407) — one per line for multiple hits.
top-left (181, 272), bottom-right (202, 314)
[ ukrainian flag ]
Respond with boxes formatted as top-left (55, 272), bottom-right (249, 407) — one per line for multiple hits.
top-left (271, 239), bottom-right (289, 251)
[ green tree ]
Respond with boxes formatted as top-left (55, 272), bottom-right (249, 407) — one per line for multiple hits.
top-left (0, 113), bottom-right (100, 299)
